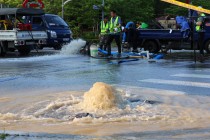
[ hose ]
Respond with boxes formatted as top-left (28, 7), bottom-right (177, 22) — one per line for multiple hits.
top-left (27, 30), bottom-right (39, 52)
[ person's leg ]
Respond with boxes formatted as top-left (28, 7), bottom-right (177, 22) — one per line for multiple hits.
top-left (103, 35), bottom-right (109, 51)
top-left (99, 35), bottom-right (104, 49)
top-left (127, 28), bottom-right (132, 50)
top-left (198, 32), bottom-right (205, 62)
top-left (114, 34), bottom-right (121, 54)
top-left (107, 35), bottom-right (114, 56)
top-left (122, 32), bottom-right (127, 43)
top-left (199, 32), bottom-right (205, 55)
top-left (132, 29), bottom-right (138, 51)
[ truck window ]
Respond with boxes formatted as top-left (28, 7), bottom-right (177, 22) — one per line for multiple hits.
top-left (33, 17), bottom-right (43, 25)
top-left (45, 15), bottom-right (68, 27)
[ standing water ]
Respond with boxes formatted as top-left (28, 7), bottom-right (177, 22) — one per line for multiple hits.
top-left (1, 81), bottom-right (210, 139)
top-left (0, 40), bottom-right (210, 139)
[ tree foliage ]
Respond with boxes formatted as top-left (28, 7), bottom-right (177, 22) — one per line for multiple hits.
top-left (1, 0), bottom-right (210, 37)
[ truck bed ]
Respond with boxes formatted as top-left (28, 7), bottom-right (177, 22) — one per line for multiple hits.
top-left (0, 30), bottom-right (47, 41)
top-left (138, 29), bottom-right (186, 40)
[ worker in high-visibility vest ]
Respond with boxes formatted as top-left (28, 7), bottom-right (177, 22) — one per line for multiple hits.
top-left (196, 6), bottom-right (206, 62)
top-left (99, 16), bottom-right (109, 51)
top-left (107, 10), bottom-right (122, 56)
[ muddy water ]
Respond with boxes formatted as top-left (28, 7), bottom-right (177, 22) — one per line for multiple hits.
top-left (1, 84), bottom-right (210, 138)
top-left (0, 40), bottom-right (210, 139)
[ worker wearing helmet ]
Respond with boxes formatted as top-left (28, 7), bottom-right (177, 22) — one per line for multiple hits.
top-left (196, 6), bottom-right (206, 62)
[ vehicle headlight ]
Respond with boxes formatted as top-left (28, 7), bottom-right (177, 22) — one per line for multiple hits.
top-left (47, 30), bottom-right (57, 38)
top-left (70, 30), bottom-right (73, 39)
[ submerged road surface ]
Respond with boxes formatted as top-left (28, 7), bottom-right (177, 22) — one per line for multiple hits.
top-left (1, 50), bottom-right (210, 96)
top-left (1, 44), bottom-right (210, 139)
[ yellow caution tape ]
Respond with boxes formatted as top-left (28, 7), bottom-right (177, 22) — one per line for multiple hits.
top-left (161, 0), bottom-right (210, 14)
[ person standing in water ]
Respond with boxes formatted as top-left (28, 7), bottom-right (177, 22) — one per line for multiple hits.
top-left (107, 10), bottom-right (122, 56)
top-left (99, 16), bottom-right (109, 51)
top-left (196, 6), bottom-right (206, 62)
top-left (122, 21), bottom-right (139, 52)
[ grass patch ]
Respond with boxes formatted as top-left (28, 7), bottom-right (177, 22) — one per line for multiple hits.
top-left (0, 133), bottom-right (9, 140)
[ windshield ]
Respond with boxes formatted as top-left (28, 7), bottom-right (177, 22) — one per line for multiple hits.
top-left (45, 15), bottom-right (68, 27)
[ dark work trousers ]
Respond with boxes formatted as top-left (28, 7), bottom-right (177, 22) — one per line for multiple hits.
top-left (198, 32), bottom-right (205, 55)
top-left (99, 35), bottom-right (109, 51)
top-left (107, 34), bottom-right (121, 55)
top-left (127, 28), bottom-right (138, 50)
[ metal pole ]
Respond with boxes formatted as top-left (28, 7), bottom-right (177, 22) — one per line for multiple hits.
top-left (62, 0), bottom-right (64, 19)
top-left (187, 0), bottom-right (191, 17)
top-left (187, 0), bottom-right (192, 17)
top-left (191, 19), bottom-right (196, 63)
top-left (62, 0), bottom-right (72, 19)
top-left (102, 0), bottom-right (104, 20)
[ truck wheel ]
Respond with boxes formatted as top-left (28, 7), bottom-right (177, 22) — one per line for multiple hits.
top-left (38, 45), bottom-right (44, 50)
top-left (0, 42), bottom-right (7, 57)
top-left (144, 41), bottom-right (160, 53)
top-left (18, 48), bottom-right (31, 56)
top-left (0, 46), bottom-right (6, 57)
top-left (205, 40), bottom-right (210, 54)
top-left (8, 48), bottom-right (16, 52)
top-left (53, 45), bottom-right (62, 50)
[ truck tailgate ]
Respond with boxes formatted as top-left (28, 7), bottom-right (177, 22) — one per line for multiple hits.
top-left (17, 31), bottom-right (47, 40)
top-left (0, 30), bottom-right (47, 41)
top-left (139, 29), bottom-right (184, 40)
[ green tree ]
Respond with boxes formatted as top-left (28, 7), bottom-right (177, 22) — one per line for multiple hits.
top-left (2, 0), bottom-right (210, 39)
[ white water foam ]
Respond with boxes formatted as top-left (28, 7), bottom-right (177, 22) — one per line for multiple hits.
top-left (1, 84), bottom-right (210, 137)
top-left (60, 39), bottom-right (86, 55)
top-left (0, 83), bottom-right (178, 124)
top-left (0, 39), bottom-right (86, 63)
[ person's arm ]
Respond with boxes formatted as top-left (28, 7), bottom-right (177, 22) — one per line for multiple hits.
top-left (118, 17), bottom-right (122, 27)
top-left (196, 21), bottom-right (202, 26)
top-left (196, 17), bottom-right (203, 26)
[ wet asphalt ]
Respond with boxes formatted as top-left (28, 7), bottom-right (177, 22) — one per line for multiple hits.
top-left (1, 49), bottom-right (210, 139)
top-left (0, 49), bottom-right (210, 97)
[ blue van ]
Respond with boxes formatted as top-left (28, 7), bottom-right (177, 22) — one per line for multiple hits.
top-left (30, 14), bottom-right (72, 50)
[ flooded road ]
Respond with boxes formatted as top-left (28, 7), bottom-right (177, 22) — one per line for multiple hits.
top-left (1, 40), bottom-right (210, 139)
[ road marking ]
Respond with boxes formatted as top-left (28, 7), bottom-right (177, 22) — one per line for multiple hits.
top-left (139, 79), bottom-right (210, 89)
top-left (172, 74), bottom-right (210, 79)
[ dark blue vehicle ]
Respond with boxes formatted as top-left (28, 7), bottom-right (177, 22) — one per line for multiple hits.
top-left (134, 18), bottom-right (210, 54)
top-left (30, 14), bottom-right (72, 50)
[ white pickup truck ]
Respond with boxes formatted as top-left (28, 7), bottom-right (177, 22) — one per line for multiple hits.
top-left (0, 8), bottom-right (48, 56)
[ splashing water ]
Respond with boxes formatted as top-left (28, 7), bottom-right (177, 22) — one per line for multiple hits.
top-left (78, 82), bottom-right (125, 111)
top-left (2, 83), bottom-right (210, 138)
top-left (0, 39), bottom-right (86, 63)
top-left (60, 39), bottom-right (86, 55)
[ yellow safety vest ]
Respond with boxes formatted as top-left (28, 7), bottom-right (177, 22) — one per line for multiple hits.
top-left (110, 16), bottom-right (121, 33)
top-left (100, 21), bottom-right (109, 35)
top-left (196, 13), bottom-right (205, 32)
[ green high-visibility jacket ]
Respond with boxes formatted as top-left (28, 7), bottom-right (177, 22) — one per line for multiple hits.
top-left (100, 21), bottom-right (109, 35)
top-left (196, 13), bottom-right (205, 32)
top-left (110, 16), bottom-right (121, 33)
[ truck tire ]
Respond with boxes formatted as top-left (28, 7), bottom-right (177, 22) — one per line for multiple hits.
top-left (18, 48), bottom-right (31, 56)
top-left (38, 45), bottom-right (44, 50)
top-left (0, 46), bottom-right (6, 57)
top-left (0, 42), bottom-right (7, 57)
top-left (53, 45), bottom-right (62, 50)
top-left (205, 40), bottom-right (210, 54)
top-left (144, 41), bottom-right (160, 53)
